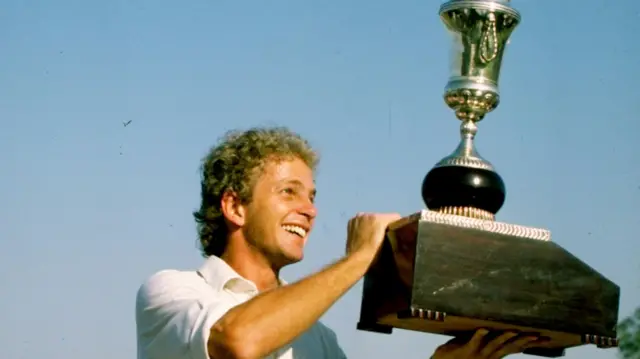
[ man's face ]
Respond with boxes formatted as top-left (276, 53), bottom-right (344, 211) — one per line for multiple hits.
top-left (242, 157), bottom-right (317, 267)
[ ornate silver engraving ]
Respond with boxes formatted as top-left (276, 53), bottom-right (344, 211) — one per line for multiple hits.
top-left (583, 334), bottom-right (619, 348)
top-left (419, 209), bottom-right (551, 241)
top-left (409, 307), bottom-right (447, 321)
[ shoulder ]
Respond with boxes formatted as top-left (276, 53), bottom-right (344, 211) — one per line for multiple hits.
top-left (139, 269), bottom-right (204, 288)
top-left (137, 269), bottom-right (206, 295)
top-left (136, 269), bottom-right (214, 310)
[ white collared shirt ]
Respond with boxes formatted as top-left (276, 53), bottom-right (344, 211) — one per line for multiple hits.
top-left (136, 256), bottom-right (348, 359)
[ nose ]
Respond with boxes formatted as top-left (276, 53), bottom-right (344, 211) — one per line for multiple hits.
top-left (298, 200), bottom-right (317, 221)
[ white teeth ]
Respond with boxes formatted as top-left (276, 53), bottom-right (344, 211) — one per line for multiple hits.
top-left (282, 225), bottom-right (307, 238)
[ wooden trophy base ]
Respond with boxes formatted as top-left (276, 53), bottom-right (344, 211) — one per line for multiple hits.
top-left (356, 210), bottom-right (620, 357)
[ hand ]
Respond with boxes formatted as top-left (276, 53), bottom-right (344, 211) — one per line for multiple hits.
top-left (345, 212), bottom-right (402, 260)
top-left (432, 329), bottom-right (544, 359)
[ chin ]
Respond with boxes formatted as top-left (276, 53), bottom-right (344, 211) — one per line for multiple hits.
top-left (286, 250), bottom-right (304, 263)
top-left (277, 235), bottom-right (306, 261)
top-left (280, 247), bottom-right (304, 265)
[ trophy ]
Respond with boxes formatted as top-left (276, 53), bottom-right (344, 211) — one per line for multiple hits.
top-left (356, 0), bottom-right (620, 357)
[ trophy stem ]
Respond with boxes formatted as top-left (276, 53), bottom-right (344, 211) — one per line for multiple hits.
top-left (458, 120), bottom-right (478, 158)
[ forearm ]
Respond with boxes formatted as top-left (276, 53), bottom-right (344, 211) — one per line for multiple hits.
top-left (208, 250), bottom-right (372, 359)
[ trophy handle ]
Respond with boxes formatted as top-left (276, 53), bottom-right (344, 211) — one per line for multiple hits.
top-left (479, 12), bottom-right (498, 64)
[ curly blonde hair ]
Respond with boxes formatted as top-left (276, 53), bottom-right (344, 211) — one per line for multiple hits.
top-left (193, 126), bottom-right (320, 257)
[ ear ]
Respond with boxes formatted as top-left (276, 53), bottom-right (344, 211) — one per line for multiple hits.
top-left (220, 190), bottom-right (247, 228)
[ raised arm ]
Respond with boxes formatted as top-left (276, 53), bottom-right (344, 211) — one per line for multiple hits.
top-left (209, 250), bottom-right (367, 359)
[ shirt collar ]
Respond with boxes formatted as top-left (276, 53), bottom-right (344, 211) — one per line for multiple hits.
top-left (197, 255), bottom-right (287, 293)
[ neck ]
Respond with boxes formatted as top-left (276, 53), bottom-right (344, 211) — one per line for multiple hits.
top-left (221, 235), bottom-right (281, 292)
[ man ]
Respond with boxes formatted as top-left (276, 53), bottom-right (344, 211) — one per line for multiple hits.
top-left (136, 126), bottom-right (542, 359)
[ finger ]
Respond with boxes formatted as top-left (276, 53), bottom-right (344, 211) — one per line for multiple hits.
top-left (434, 337), bottom-right (460, 353)
top-left (489, 335), bottom-right (540, 359)
top-left (479, 331), bottom-right (519, 358)
top-left (443, 333), bottom-right (471, 347)
top-left (376, 213), bottom-right (402, 230)
top-left (383, 213), bottom-right (402, 222)
top-left (464, 328), bottom-right (490, 355)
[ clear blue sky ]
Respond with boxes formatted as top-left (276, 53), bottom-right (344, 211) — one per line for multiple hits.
top-left (1, 0), bottom-right (638, 358)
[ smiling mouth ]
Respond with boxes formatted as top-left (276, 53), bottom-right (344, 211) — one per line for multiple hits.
top-left (282, 225), bottom-right (307, 238)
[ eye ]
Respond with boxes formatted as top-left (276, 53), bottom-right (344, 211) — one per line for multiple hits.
top-left (281, 187), bottom-right (295, 195)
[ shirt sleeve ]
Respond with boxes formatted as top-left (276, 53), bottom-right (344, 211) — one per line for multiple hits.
top-left (135, 270), bottom-right (236, 359)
